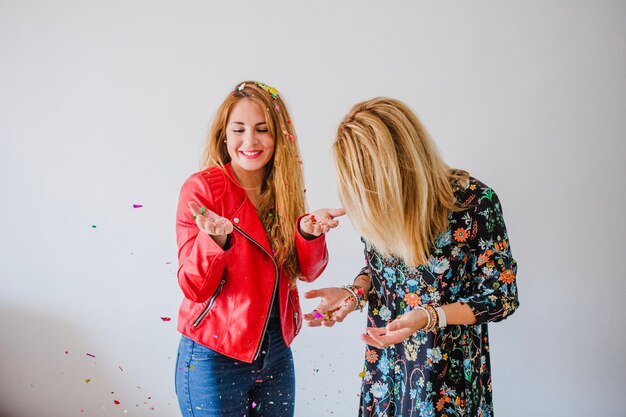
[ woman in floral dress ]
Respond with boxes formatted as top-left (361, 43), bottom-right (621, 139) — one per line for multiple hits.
top-left (304, 97), bottom-right (519, 417)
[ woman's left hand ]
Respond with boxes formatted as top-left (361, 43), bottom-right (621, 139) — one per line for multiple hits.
top-left (361, 308), bottom-right (428, 348)
top-left (299, 208), bottom-right (346, 239)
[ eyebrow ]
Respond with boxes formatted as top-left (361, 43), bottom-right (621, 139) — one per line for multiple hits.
top-left (229, 121), bottom-right (267, 126)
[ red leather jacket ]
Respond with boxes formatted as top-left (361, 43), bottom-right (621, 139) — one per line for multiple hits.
top-left (176, 164), bottom-right (328, 363)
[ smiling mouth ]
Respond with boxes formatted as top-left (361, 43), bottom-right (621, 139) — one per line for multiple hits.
top-left (240, 150), bottom-right (262, 159)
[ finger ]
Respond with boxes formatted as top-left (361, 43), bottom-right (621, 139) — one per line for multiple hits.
top-left (324, 219), bottom-right (340, 229)
top-left (311, 223), bottom-right (322, 236)
top-left (188, 201), bottom-right (201, 212)
top-left (366, 327), bottom-right (388, 337)
top-left (360, 333), bottom-right (383, 349)
top-left (322, 319), bottom-right (336, 327)
top-left (326, 208), bottom-right (346, 218)
top-left (333, 303), bottom-right (355, 322)
top-left (365, 328), bottom-right (389, 347)
top-left (303, 289), bottom-right (324, 299)
top-left (222, 221), bottom-right (234, 234)
top-left (321, 224), bottom-right (330, 234)
top-left (303, 314), bottom-right (324, 327)
top-left (387, 318), bottom-right (409, 332)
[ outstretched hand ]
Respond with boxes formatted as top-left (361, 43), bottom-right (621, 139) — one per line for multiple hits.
top-left (188, 202), bottom-right (233, 246)
top-left (303, 287), bottom-right (357, 327)
top-left (360, 309), bottom-right (427, 348)
top-left (299, 208), bottom-right (346, 239)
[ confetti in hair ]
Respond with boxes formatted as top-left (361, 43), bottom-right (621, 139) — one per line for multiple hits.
top-left (254, 82), bottom-right (279, 99)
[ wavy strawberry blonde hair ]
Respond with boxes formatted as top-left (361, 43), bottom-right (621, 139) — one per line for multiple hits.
top-left (333, 97), bottom-right (468, 266)
top-left (201, 81), bottom-right (306, 277)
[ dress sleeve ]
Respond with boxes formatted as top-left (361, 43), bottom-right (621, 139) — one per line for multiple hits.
top-left (176, 173), bottom-right (234, 302)
top-left (458, 189), bottom-right (519, 324)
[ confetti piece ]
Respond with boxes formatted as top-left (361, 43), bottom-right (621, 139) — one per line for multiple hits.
top-left (160, 317), bottom-right (171, 321)
top-left (313, 311), bottom-right (323, 319)
top-left (91, 225), bottom-right (97, 228)
top-left (86, 353), bottom-right (96, 358)
top-left (114, 400), bottom-right (120, 405)
top-left (85, 379), bottom-right (91, 383)
top-left (252, 402), bottom-right (257, 408)
top-left (118, 366), bottom-right (124, 371)
top-left (165, 261), bottom-right (172, 264)
top-left (132, 204), bottom-right (143, 208)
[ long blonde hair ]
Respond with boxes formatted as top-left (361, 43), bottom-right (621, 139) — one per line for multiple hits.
top-left (202, 81), bottom-right (306, 277)
top-left (333, 97), bottom-right (468, 266)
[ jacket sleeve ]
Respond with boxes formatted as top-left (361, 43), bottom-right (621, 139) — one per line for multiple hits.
top-left (294, 214), bottom-right (328, 282)
top-left (176, 173), bottom-right (233, 302)
top-left (458, 189), bottom-right (519, 324)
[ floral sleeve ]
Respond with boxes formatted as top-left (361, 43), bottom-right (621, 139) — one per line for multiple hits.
top-left (458, 188), bottom-right (519, 324)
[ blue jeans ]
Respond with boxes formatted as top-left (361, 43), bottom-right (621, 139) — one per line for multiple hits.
top-left (175, 322), bottom-right (295, 417)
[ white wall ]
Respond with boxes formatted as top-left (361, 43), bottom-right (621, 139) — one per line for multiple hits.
top-left (1, 1), bottom-right (625, 416)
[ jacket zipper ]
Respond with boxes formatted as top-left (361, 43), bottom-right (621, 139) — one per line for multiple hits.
top-left (192, 277), bottom-right (226, 328)
top-left (288, 291), bottom-right (300, 332)
top-left (231, 225), bottom-right (279, 362)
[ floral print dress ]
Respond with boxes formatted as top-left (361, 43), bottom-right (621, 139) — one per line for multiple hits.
top-left (358, 177), bottom-right (519, 417)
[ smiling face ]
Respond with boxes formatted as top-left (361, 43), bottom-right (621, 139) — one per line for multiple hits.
top-left (225, 98), bottom-right (275, 185)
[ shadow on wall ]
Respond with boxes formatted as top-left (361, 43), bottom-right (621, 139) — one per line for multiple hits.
top-left (0, 303), bottom-right (125, 416)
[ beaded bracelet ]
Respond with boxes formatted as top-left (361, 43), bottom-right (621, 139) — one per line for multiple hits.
top-left (341, 285), bottom-right (366, 312)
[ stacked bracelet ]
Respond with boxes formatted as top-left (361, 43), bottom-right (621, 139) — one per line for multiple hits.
top-left (414, 304), bottom-right (446, 332)
top-left (434, 306), bottom-right (447, 329)
top-left (342, 285), bottom-right (367, 312)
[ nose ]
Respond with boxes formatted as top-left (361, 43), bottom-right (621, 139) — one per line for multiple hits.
top-left (242, 130), bottom-right (260, 146)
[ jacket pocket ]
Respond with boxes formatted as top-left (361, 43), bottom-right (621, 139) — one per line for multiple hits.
top-left (192, 277), bottom-right (226, 328)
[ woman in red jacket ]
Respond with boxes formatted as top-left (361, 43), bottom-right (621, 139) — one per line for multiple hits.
top-left (175, 81), bottom-right (344, 417)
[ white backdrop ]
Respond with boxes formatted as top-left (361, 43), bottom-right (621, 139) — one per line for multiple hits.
top-left (1, 1), bottom-right (625, 416)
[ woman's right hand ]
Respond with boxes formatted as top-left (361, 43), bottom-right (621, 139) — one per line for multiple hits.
top-left (303, 287), bottom-right (357, 327)
top-left (188, 201), bottom-right (233, 247)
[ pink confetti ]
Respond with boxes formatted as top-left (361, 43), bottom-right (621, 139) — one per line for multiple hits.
top-left (133, 204), bottom-right (143, 208)
top-left (86, 353), bottom-right (96, 358)
top-left (160, 317), bottom-right (171, 322)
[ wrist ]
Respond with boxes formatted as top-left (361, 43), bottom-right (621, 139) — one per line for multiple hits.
top-left (298, 220), bottom-right (317, 240)
top-left (341, 284), bottom-right (367, 312)
top-left (210, 233), bottom-right (228, 248)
